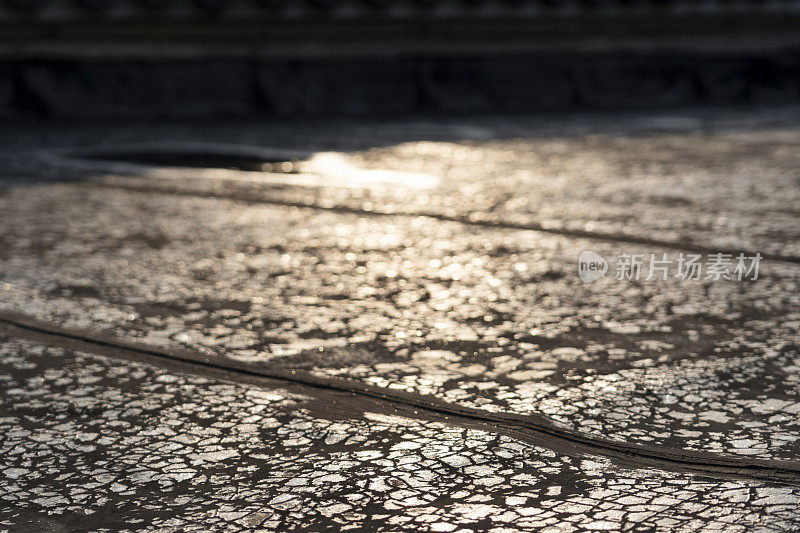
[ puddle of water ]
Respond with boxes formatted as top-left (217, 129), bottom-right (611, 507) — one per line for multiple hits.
top-left (81, 151), bottom-right (301, 173)
top-left (46, 143), bottom-right (440, 190)
top-left (302, 152), bottom-right (439, 189)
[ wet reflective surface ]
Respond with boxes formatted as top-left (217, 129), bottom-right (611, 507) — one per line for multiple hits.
top-left (0, 107), bottom-right (799, 530)
top-left (3, 337), bottom-right (800, 531)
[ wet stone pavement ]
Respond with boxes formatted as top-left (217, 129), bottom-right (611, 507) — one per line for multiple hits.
top-left (0, 107), bottom-right (799, 531)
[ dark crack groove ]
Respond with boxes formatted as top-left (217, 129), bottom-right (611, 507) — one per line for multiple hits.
top-left (88, 183), bottom-right (800, 265)
top-left (2, 310), bottom-right (800, 485)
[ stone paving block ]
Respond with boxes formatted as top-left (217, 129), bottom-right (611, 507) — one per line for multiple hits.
top-left (696, 58), bottom-right (754, 104)
top-left (18, 60), bottom-right (255, 118)
top-left (478, 55), bottom-right (576, 111)
top-left (3, 109), bottom-right (799, 254)
top-left (256, 59), bottom-right (418, 116)
top-left (2, 336), bottom-right (800, 530)
top-left (741, 54), bottom-right (800, 103)
top-left (417, 58), bottom-right (491, 112)
top-left (0, 62), bottom-right (13, 117)
top-left (6, 48), bottom-right (800, 118)
top-left (570, 54), bottom-right (698, 109)
top-left (0, 181), bottom-right (798, 460)
top-left (0, 110), bottom-right (799, 529)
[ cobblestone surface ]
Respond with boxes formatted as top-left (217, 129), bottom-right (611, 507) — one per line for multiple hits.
top-left (2, 337), bottom-right (800, 531)
top-left (0, 108), bottom-right (799, 529)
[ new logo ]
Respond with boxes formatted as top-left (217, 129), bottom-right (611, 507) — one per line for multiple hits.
top-left (578, 251), bottom-right (607, 282)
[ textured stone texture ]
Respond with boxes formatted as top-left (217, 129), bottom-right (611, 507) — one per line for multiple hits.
top-left (19, 61), bottom-right (254, 118)
top-left (257, 60), bottom-right (418, 116)
top-left (0, 62), bottom-right (13, 117)
top-left (6, 52), bottom-right (800, 118)
top-left (0, 108), bottom-right (798, 529)
top-left (1, 0), bottom-right (795, 20)
top-left (3, 336), bottom-right (800, 531)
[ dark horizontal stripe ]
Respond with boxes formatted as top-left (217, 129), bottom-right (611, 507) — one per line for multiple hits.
top-left (2, 0), bottom-right (798, 17)
top-left (3, 48), bottom-right (800, 117)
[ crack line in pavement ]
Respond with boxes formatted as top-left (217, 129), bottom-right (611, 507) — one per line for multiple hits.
top-left (87, 182), bottom-right (800, 264)
top-left (2, 310), bottom-right (800, 485)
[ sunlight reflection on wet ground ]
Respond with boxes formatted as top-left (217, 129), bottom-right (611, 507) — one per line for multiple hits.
top-left (1, 107), bottom-right (799, 530)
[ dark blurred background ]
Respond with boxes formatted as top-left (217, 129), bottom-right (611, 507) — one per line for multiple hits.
top-left (0, 0), bottom-right (799, 118)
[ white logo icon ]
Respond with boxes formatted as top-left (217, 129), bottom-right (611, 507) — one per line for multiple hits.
top-left (578, 251), bottom-right (607, 282)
